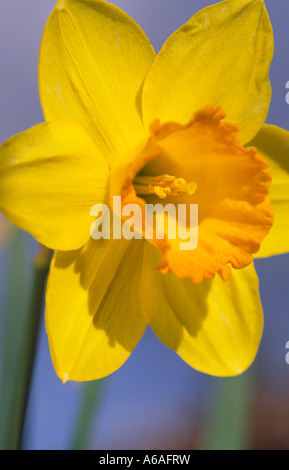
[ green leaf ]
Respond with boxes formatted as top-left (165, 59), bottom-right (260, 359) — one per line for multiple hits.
top-left (202, 370), bottom-right (253, 450)
top-left (0, 233), bottom-right (51, 449)
top-left (70, 379), bottom-right (105, 450)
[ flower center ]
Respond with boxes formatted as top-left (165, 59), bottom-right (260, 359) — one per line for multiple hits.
top-left (133, 174), bottom-right (197, 199)
top-left (113, 105), bottom-right (273, 284)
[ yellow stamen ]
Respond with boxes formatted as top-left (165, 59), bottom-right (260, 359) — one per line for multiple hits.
top-left (134, 174), bottom-right (197, 199)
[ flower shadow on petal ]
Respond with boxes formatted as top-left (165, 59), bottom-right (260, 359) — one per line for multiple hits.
top-left (52, 233), bottom-right (212, 361)
top-left (52, 236), bottom-right (147, 355)
top-left (140, 242), bottom-right (212, 353)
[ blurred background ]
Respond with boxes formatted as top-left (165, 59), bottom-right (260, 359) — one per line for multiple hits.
top-left (0, 0), bottom-right (289, 450)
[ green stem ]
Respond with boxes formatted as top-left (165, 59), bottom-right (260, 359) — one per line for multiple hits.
top-left (70, 379), bottom-right (105, 450)
top-left (0, 244), bottom-right (51, 450)
top-left (18, 246), bottom-right (52, 449)
top-left (0, 230), bottom-right (30, 450)
top-left (202, 371), bottom-right (253, 450)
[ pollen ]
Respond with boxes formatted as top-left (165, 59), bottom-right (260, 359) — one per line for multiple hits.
top-left (133, 174), bottom-right (197, 199)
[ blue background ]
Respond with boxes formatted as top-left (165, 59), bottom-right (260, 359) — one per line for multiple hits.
top-left (0, 0), bottom-right (289, 450)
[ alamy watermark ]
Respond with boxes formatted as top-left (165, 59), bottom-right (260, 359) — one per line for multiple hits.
top-left (286, 81), bottom-right (289, 104)
top-left (90, 196), bottom-right (198, 251)
top-left (285, 341), bottom-right (289, 365)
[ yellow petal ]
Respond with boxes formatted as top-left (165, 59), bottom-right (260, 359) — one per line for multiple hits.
top-left (39, 0), bottom-right (155, 164)
top-left (0, 121), bottom-right (109, 251)
top-left (140, 243), bottom-right (263, 377)
top-left (46, 237), bottom-right (147, 382)
top-left (250, 124), bottom-right (289, 258)
top-left (142, 0), bottom-right (273, 144)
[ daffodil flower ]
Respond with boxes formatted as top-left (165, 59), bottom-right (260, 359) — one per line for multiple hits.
top-left (0, 0), bottom-right (288, 382)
